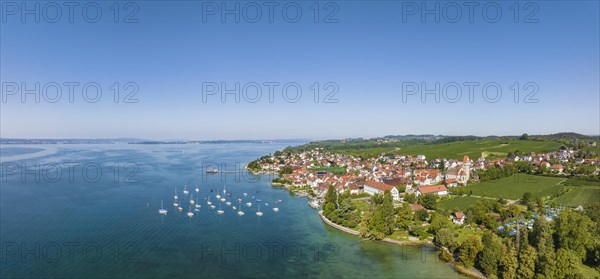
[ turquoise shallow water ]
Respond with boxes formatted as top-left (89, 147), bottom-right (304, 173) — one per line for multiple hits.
top-left (0, 144), bottom-right (464, 278)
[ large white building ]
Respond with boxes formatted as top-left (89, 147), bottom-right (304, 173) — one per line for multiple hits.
top-left (363, 180), bottom-right (400, 201)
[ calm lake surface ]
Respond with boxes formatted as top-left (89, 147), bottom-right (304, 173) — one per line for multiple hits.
top-left (0, 143), bottom-right (464, 278)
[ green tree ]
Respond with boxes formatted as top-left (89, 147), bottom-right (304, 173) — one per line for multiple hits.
top-left (555, 210), bottom-right (594, 261)
top-left (478, 231), bottom-right (503, 277)
top-left (367, 191), bottom-right (396, 238)
top-left (516, 244), bottom-right (537, 279)
top-left (530, 218), bottom-right (556, 279)
top-left (415, 209), bottom-right (429, 221)
top-left (417, 193), bottom-right (437, 210)
top-left (395, 202), bottom-right (412, 229)
top-left (459, 235), bottom-right (483, 268)
top-left (434, 228), bottom-right (454, 249)
top-left (499, 244), bottom-right (518, 279)
top-left (404, 192), bottom-right (416, 203)
top-left (555, 248), bottom-right (580, 279)
top-left (429, 212), bottom-right (452, 234)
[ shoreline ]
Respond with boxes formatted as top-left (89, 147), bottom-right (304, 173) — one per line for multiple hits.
top-left (318, 210), bottom-right (487, 279)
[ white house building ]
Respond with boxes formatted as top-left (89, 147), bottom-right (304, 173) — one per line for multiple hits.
top-left (363, 180), bottom-right (400, 201)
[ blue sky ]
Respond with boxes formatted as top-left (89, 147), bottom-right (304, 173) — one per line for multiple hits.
top-left (1, 1), bottom-right (598, 140)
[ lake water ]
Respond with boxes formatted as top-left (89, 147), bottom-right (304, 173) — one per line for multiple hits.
top-left (0, 143), bottom-right (464, 278)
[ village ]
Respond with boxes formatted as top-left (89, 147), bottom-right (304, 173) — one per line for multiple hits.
top-left (251, 146), bottom-right (598, 206)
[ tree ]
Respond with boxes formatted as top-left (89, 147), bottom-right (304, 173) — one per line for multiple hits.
top-left (367, 191), bottom-right (395, 238)
top-left (520, 133), bottom-right (529, 140)
top-left (417, 193), bottom-right (437, 210)
top-left (404, 192), bottom-right (416, 203)
top-left (508, 204), bottom-right (520, 218)
top-left (429, 212), bottom-right (452, 234)
top-left (530, 218), bottom-right (556, 279)
top-left (555, 210), bottom-right (594, 261)
top-left (521, 192), bottom-right (533, 206)
top-left (323, 185), bottom-right (338, 216)
top-left (478, 231), bottom-right (503, 277)
top-left (415, 209), bottom-right (429, 221)
top-left (555, 248), bottom-right (580, 279)
top-left (434, 228), bottom-right (454, 249)
top-left (459, 235), bottom-right (483, 268)
top-left (516, 244), bottom-right (537, 279)
top-left (395, 202), bottom-right (412, 229)
top-left (499, 244), bottom-right (518, 279)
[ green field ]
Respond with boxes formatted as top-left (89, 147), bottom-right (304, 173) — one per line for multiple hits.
top-left (552, 186), bottom-right (600, 207)
top-left (463, 174), bottom-right (566, 200)
top-left (391, 139), bottom-right (562, 160)
top-left (314, 139), bottom-right (561, 160)
top-left (437, 196), bottom-right (482, 211)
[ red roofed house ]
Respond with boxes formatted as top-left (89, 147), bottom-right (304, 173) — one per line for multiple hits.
top-left (415, 184), bottom-right (448, 197)
top-left (453, 211), bottom-right (466, 225)
top-left (363, 180), bottom-right (400, 201)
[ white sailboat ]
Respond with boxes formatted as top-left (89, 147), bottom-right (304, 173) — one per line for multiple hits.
top-left (246, 202), bottom-right (252, 207)
top-left (187, 205), bottom-right (194, 217)
top-left (159, 200), bottom-right (168, 215)
top-left (174, 188), bottom-right (178, 200)
top-left (226, 201), bottom-right (232, 206)
top-left (195, 196), bottom-right (201, 209)
top-left (256, 204), bottom-right (263, 216)
top-left (190, 194), bottom-right (195, 205)
top-left (195, 184), bottom-right (199, 193)
top-left (183, 183), bottom-right (189, 195)
top-left (220, 197), bottom-right (226, 202)
top-left (243, 192), bottom-right (248, 197)
top-left (217, 201), bottom-right (224, 215)
top-left (237, 200), bottom-right (244, 216)
top-left (272, 207), bottom-right (279, 212)
top-left (207, 195), bottom-right (212, 205)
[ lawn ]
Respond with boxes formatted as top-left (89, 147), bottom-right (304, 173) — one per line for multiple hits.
top-left (391, 139), bottom-right (561, 160)
top-left (463, 174), bottom-right (566, 200)
top-left (332, 139), bottom-right (561, 160)
top-left (437, 196), bottom-right (482, 212)
top-left (293, 139), bottom-right (562, 160)
top-left (552, 186), bottom-right (600, 207)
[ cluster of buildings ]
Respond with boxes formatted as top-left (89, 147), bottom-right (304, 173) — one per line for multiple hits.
top-left (255, 149), bottom-right (474, 201)
top-left (253, 146), bottom-right (599, 203)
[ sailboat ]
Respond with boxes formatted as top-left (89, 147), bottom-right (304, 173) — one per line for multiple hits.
top-left (195, 184), bottom-right (199, 193)
top-left (183, 183), bottom-right (189, 195)
top-left (195, 196), bottom-right (201, 209)
top-left (237, 200), bottom-right (244, 216)
top-left (272, 207), bottom-right (279, 212)
top-left (187, 205), bottom-right (194, 217)
top-left (174, 188), bottom-right (178, 200)
top-left (173, 191), bottom-right (179, 207)
top-left (256, 204), bottom-right (263, 216)
top-left (246, 201), bottom-right (252, 207)
top-left (207, 195), bottom-right (212, 205)
top-left (255, 190), bottom-right (261, 202)
top-left (159, 200), bottom-right (168, 215)
top-left (217, 201), bottom-right (224, 215)
top-left (190, 194), bottom-right (195, 205)
top-left (226, 201), bottom-right (232, 206)
top-left (243, 192), bottom-right (248, 197)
